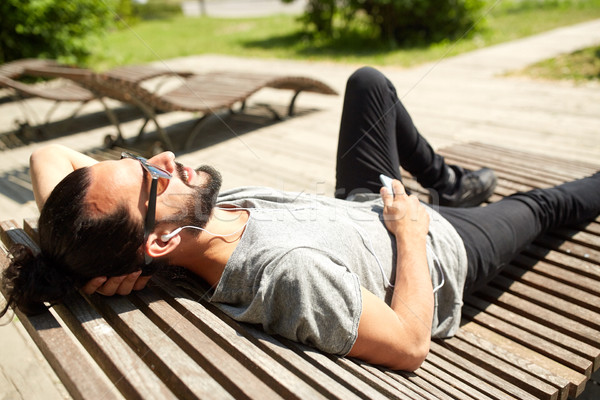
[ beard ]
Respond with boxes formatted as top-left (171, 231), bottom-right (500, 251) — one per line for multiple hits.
top-left (143, 164), bottom-right (222, 273)
top-left (180, 164), bottom-right (222, 230)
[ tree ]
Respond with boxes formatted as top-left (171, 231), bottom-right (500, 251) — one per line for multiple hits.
top-left (285, 0), bottom-right (485, 45)
top-left (0, 0), bottom-right (118, 64)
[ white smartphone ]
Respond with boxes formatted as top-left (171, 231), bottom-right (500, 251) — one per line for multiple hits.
top-left (379, 174), bottom-right (394, 193)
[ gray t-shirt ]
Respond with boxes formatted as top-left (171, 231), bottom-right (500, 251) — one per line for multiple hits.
top-left (210, 187), bottom-right (468, 355)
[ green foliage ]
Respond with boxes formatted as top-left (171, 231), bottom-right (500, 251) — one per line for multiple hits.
top-left (115, 0), bottom-right (140, 27)
top-left (89, 1), bottom-right (600, 70)
top-left (497, 0), bottom-right (594, 12)
top-left (0, 0), bottom-right (118, 64)
top-left (511, 45), bottom-right (600, 82)
top-left (131, 0), bottom-right (182, 21)
top-left (299, 0), bottom-right (337, 35)
top-left (285, 0), bottom-right (486, 45)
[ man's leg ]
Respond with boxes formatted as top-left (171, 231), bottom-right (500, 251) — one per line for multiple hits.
top-left (335, 67), bottom-right (496, 206)
top-left (440, 172), bottom-right (600, 295)
top-left (335, 67), bottom-right (446, 198)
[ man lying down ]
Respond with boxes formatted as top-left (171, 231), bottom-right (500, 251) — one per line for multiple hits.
top-left (2, 67), bottom-right (599, 371)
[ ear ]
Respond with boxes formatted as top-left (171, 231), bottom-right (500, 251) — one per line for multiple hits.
top-left (145, 230), bottom-right (181, 259)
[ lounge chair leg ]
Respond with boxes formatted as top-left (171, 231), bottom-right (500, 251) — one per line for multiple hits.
top-left (155, 123), bottom-right (175, 151)
top-left (128, 98), bottom-right (174, 151)
top-left (97, 97), bottom-right (125, 144)
top-left (136, 118), bottom-right (151, 141)
top-left (288, 90), bottom-right (302, 117)
top-left (43, 101), bottom-right (63, 126)
top-left (185, 114), bottom-right (211, 150)
top-left (255, 103), bottom-right (283, 120)
top-left (41, 100), bottom-right (92, 136)
top-left (13, 94), bottom-right (42, 135)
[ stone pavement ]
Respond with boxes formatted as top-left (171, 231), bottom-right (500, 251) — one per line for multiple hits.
top-left (181, 0), bottom-right (308, 17)
top-left (0, 18), bottom-right (599, 399)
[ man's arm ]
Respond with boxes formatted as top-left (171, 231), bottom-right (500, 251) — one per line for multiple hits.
top-left (30, 144), bottom-right (98, 210)
top-left (347, 180), bottom-right (433, 371)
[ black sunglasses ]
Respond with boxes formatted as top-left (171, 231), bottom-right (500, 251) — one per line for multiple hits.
top-left (121, 152), bottom-right (172, 264)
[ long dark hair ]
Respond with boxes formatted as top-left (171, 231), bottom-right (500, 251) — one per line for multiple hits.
top-left (1, 167), bottom-right (146, 316)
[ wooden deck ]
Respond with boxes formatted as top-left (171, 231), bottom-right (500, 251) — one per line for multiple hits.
top-left (1, 142), bottom-right (599, 400)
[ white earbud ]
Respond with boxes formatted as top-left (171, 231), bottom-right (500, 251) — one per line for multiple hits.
top-left (161, 228), bottom-right (183, 242)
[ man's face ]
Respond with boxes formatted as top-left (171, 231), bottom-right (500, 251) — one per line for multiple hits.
top-left (85, 152), bottom-right (222, 231)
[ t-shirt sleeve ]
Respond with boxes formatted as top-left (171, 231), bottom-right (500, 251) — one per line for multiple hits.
top-left (258, 247), bottom-right (362, 356)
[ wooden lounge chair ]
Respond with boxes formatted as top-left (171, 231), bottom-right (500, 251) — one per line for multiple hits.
top-left (0, 58), bottom-right (61, 80)
top-left (0, 142), bottom-right (598, 399)
top-left (25, 64), bottom-right (339, 151)
top-left (0, 59), bottom-right (104, 136)
top-left (20, 63), bottom-right (194, 149)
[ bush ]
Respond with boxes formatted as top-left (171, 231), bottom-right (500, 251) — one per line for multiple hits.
top-left (362, 0), bottom-right (485, 44)
top-left (285, 0), bottom-right (486, 45)
top-left (132, 0), bottom-right (182, 21)
top-left (0, 0), bottom-right (118, 64)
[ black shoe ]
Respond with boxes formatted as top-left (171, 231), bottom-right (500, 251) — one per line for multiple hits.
top-left (434, 166), bottom-right (497, 207)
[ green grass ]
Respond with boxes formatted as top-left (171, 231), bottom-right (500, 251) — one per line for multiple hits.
top-left (511, 45), bottom-right (600, 82)
top-left (88, 0), bottom-right (600, 71)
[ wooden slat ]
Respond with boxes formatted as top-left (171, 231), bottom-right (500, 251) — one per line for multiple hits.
top-left (438, 144), bottom-right (597, 197)
top-left (418, 359), bottom-right (487, 400)
top-left (156, 284), bottom-right (329, 399)
top-left (174, 281), bottom-right (407, 400)
top-left (279, 340), bottom-right (393, 400)
top-left (0, 222), bottom-right (123, 400)
top-left (335, 357), bottom-right (423, 400)
top-left (460, 322), bottom-right (585, 398)
top-left (582, 222), bottom-right (600, 236)
top-left (535, 235), bottom-right (600, 264)
top-left (475, 285), bottom-right (600, 348)
top-left (523, 244), bottom-right (600, 281)
top-left (442, 335), bottom-right (558, 400)
top-left (466, 143), bottom-right (598, 173)
top-left (551, 227), bottom-right (600, 250)
top-left (55, 294), bottom-right (177, 400)
top-left (443, 142), bottom-right (598, 176)
top-left (455, 328), bottom-right (571, 400)
top-left (440, 149), bottom-right (588, 184)
top-left (384, 370), bottom-right (455, 400)
top-left (88, 295), bottom-right (234, 399)
top-left (430, 341), bottom-right (538, 400)
top-left (424, 351), bottom-right (510, 400)
top-left (513, 253), bottom-right (600, 296)
top-left (492, 274), bottom-right (600, 331)
top-left (201, 304), bottom-right (365, 400)
top-left (357, 364), bottom-right (433, 400)
top-left (130, 287), bottom-right (284, 400)
top-left (467, 296), bottom-right (600, 365)
top-left (400, 368), bottom-right (471, 400)
top-left (0, 220), bottom-right (38, 252)
top-left (462, 304), bottom-right (592, 376)
top-left (501, 264), bottom-right (600, 316)
top-left (350, 364), bottom-right (426, 400)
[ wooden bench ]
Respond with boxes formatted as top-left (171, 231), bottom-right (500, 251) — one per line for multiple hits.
top-left (1, 142), bottom-right (598, 400)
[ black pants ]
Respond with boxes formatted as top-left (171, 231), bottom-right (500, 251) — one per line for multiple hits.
top-left (335, 67), bottom-right (600, 295)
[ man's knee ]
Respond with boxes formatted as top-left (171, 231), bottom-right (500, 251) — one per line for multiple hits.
top-left (347, 66), bottom-right (390, 94)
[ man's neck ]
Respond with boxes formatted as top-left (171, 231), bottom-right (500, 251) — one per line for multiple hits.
top-left (170, 207), bottom-right (249, 287)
